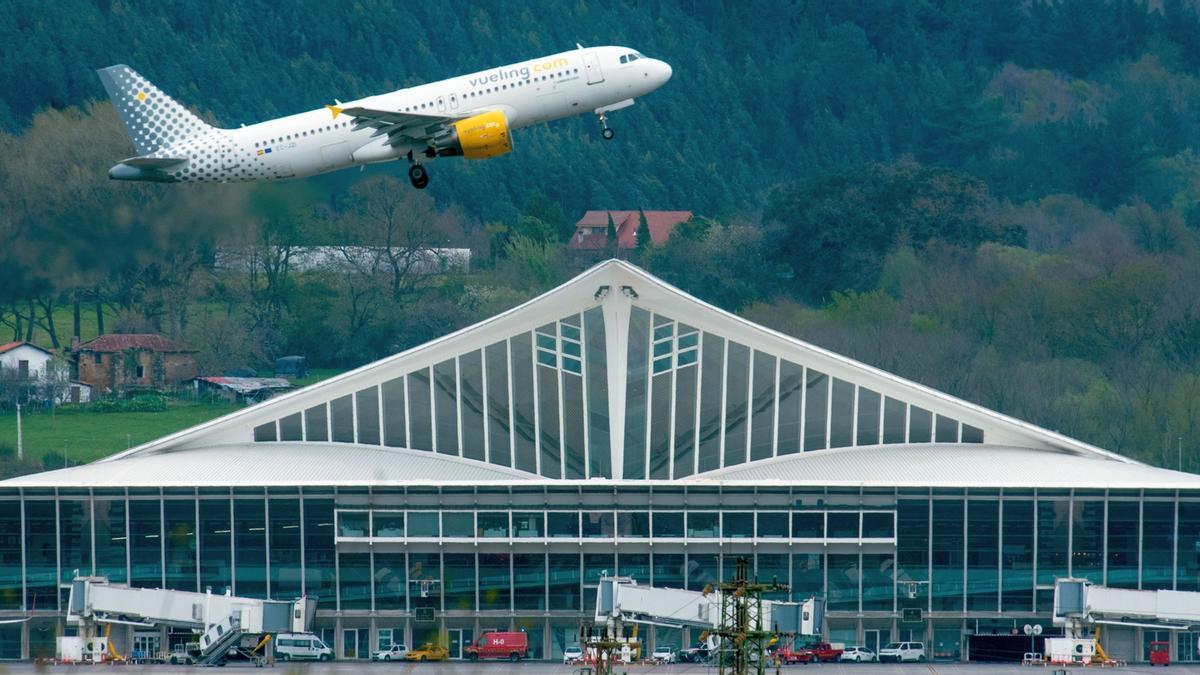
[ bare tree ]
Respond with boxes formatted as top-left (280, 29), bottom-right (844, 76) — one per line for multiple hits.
top-left (339, 176), bottom-right (463, 302)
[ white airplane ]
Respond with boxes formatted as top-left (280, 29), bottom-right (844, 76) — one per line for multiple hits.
top-left (98, 45), bottom-right (671, 189)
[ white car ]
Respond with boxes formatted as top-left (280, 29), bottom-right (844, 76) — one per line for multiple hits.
top-left (563, 645), bottom-right (584, 664)
top-left (840, 646), bottom-right (877, 662)
top-left (878, 641), bottom-right (926, 662)
top-left (372, 644), bottom-right (408, 661)
top-left (652, 646), bottom-right (677, 663)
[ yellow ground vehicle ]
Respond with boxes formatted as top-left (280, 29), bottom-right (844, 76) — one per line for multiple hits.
top-left (405, 643), bottom-right (449, 662)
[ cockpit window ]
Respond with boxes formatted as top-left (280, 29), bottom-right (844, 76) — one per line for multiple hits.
top-left (621, 53), bottom-right (641, 64)
top-left (620, 55), bottom-right (627, 64)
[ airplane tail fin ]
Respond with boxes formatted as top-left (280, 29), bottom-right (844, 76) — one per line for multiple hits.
top-left (96, 64), bottom-right (216, 155)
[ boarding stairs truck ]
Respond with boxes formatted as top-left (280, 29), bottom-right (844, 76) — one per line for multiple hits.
top-left (64, 576), bottom-right (315, 666)
top-left (593, 575), bottom-right (822, 666)
top-left (1051, 577), bottom-right (1200, 665)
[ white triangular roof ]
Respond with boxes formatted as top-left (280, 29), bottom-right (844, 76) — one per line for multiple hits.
top-left (6, 259), bottom-right (1196, 489)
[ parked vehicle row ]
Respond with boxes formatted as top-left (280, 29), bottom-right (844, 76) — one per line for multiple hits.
top-left (196, 634), bottom-right (917, 665)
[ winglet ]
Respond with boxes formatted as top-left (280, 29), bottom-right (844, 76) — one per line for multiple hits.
top-left (325, 104), bottom-right (343, 119)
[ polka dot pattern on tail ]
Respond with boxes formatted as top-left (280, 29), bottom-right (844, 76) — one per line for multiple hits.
top-left (96, 64), bottom-right (216, 156)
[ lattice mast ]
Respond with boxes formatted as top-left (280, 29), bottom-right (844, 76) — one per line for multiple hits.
top-left (715, 557), bottom-right (791, 675)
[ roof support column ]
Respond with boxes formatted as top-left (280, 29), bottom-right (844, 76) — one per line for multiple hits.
top-left (601, 287), bottom-right (632, 480)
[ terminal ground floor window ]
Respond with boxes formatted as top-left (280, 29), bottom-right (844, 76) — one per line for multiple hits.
top-left (342, 627), bottom-right (369, 659)
top-left (0, 625), bottom-right (19, 659)
top-left (1179, 632), bottom-right (1200, 662)
top-left (446, 626), bottom-right (473, 660)
top-left (377, 627), bottom-right (404, 651)
top-left (933, 625), bottom-right (961, 662)
top-left (1144, 630), bottom-right (1171, 661)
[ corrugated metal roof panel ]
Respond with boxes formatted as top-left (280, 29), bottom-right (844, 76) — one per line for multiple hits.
top-left (4, 443), bottom-right (1197, 490)
top-left (693, 444), bottom-right (1200, 489)
top-left (4, 443), bottom-right (539, 488)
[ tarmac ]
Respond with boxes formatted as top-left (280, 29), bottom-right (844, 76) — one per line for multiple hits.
top-left (1, 662), bottom-right (1199, 674)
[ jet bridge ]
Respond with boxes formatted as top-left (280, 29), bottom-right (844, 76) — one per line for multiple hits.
top-left (593, 574), bottom-right (823, 674)
top-left (1049, 578), bottom-right (1200, 665)
top-left (1053, 577), bottom-right (1200, 631)
top-left (65, 576), bottom-right (314, 665)
top-left (594, 575), bottom-right (822, 635)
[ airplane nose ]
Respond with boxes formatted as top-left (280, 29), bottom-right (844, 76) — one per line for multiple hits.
top-left (656, 60), bottom-right (673, 86)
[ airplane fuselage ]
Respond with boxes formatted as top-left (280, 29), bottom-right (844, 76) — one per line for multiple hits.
top-left (106, 46), bottom-right (671, 184)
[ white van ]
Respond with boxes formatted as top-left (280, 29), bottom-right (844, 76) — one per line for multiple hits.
top-left (878, 641), bottom-right (925, 662)
top-left (274, 633), bottom-right (333, 661)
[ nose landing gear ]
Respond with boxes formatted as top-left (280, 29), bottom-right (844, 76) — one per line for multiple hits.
top-left (597, 112), bottom-right (615, 140)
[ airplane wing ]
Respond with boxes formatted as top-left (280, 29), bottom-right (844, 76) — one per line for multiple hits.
top-left (335, 105), bottom-right (464, 147)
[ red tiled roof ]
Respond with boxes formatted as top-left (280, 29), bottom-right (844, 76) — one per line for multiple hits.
top-left (0, 341), bottom-right (52, 356)
top-left (75, 334), bottom-right (191, 353)
top-left (569, 210), bottom-right (693, 250)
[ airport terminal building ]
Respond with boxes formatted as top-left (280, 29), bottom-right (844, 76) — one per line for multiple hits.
top-left (2, 260), bottom-right (1199, 662)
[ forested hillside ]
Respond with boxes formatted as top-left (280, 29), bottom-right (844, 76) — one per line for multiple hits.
top-left (3, 0), bottom-right (1200, 469)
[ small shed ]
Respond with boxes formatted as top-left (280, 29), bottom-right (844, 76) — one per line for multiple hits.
top-left (192, 376), bottom-right (293, 403)
top-left (274, 356), bottom-right (308, 379)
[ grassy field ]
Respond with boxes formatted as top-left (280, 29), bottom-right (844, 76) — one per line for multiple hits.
top-left (291, 368), bottom-right (348, 387)
top-left (3, 304), bottom-right (117, 351)
top-left (0, 369), bottom-right (345, 468)
top-left (0, 400), bottom-right (243, 466)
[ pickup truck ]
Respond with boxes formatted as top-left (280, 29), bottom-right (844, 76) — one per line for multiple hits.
top-left (774, 646), bottom-right (814, 664)
top-left (802, 642), bottom-right (844, 662)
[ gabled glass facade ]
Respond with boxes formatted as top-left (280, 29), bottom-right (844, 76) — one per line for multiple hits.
top-left (253, 309), bottom-right (612, 479)
top-left (621, 309), bottom-right (983, 479)
top-left (251, 303), bottom-right (984, 482)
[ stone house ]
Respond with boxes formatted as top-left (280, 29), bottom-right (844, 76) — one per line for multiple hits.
top-left (72, 334), bottom-right (197, 392)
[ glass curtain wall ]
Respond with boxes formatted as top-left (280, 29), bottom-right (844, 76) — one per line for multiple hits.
top-left (7, 490), bottom-right (1200, 633)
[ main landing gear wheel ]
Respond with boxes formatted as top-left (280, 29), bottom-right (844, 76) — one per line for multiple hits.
top-left (597, 112), bottom-right (614, 140)
top-left (408, 163), bottom-right (429, 190)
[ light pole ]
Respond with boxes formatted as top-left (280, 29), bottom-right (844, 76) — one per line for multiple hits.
top-left (15, 402), bottom-right (22, 462)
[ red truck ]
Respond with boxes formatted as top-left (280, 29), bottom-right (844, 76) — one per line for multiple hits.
top-left (802, 642), bottom-right (844, 662)
top-left (464, 630), bottom-right (529, 662)
top-left (775, 645), bottom-right (814, 664)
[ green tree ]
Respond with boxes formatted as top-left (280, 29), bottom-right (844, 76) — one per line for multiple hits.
top-left (635, 209), bottom-right (652, 254)
top-left (764, 162), bottom-right (1021, 302)
top-left (604, 212), bottom-right (618, 257)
